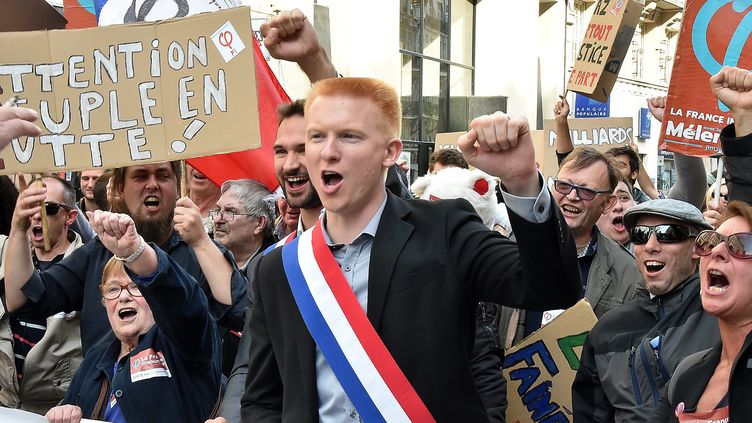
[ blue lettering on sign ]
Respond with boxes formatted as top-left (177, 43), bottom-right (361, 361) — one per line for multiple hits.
top-left (691, 0), bottom-right (752, 112)
top-left (503, 340), bottom-right (570, 422)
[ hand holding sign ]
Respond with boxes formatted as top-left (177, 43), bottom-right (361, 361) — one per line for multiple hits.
top-left (711, 66), bottom-right (752, 137)
top-left (554, 95), bottom-right (570, 124)
top-left (260, 9), bottom-right (337, 83)
top-left (0, 105), bottom-right (42, 152)
top-left (11, 174), bottom-right (45, 234)
top-left (45, 404), bottom-right (83, 423)
top-left (458, 112), bottom-right (538, 197)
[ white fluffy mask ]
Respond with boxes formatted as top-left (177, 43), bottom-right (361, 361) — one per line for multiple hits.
top-left (411, 167), bottom-right (500, 229)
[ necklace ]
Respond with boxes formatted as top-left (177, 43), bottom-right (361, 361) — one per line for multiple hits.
top-left (577, 239), bottom-right (592, 259)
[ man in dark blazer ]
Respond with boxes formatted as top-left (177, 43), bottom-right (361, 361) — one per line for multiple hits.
top-left (242, 77), bottom-right (581, 422)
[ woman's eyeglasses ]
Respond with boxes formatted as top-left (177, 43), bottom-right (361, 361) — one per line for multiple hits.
top-left (44, 202), bottom-right (72, 216)
top-left (694, 230), bottom-right (752, 259)
top-left (552, 179), bottom-right (611, 201)
top-left (100, 283), bottom-right (143, 300)
top-left (629, 224), bottom-right (698, 245)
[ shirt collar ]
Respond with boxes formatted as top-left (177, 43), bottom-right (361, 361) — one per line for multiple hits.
top-left (320, 194), bottom-right (388, 247)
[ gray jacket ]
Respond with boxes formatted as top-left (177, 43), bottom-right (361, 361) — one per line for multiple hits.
top-left (500, 231), bottom-right (640, 348)
top-left (585, 232), bottom-right (642, 318)
top-left (572, 274), bottom-right (720, 422)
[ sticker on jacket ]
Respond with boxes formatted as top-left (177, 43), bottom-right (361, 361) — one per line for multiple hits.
top-left (130, 348), bottom-right (172, 382)
top-left (675, 401), bottom-right (728, 423)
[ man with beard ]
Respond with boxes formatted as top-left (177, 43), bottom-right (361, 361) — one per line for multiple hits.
top-left (214, 99), bottom-right (323, 423)
top-left (3, 162), bottom-right (246, 355)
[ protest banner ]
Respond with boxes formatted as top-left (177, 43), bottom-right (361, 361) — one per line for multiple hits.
top-left (659, 0), bottom-right (752, 157)
top-left (0, 6), bottom-right (260, 174)
top-left (535, 117), bottom-right (634, 178)
top-left (503, 299), bottom-right (597, 423)
top-left (566, 0), bottom-right (642, 102)
top-left (434, 131), bottom-right (465, 151)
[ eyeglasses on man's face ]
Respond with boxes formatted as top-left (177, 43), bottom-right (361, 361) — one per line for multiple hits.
top-left (208, 209), bottom-right (255, 221)
top-left (553, 179), bottom-right (611, 201)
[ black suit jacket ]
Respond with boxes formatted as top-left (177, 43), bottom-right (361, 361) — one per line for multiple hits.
top-left (242, 192), bottom-right (580, 422)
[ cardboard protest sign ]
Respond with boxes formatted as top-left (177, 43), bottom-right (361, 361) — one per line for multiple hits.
top-left (566, 0), bottom-right (642, 102)
top-left (0, 6), bottom-right (259, 174)
top-left (434, 131), bottom-right (465, 151)
top-left (535, 117), bottom-right (634, 178)
top-left (659, 0), bottom-right (752, 157)
top-left (503, 299), bottom-right (597, 423)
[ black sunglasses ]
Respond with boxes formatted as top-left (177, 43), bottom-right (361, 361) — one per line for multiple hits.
top-left (553, 179), bottom-right (611, 201)
top-left (44, 202), bottom-right (71, 216)
top-left (694, 230), bottom-right (752, 259)
top-left (630, 224), bottom-right (698, 245)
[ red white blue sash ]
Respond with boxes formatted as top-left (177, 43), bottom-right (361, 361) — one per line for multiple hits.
top-left (281, 221), bottom-right (435, 422)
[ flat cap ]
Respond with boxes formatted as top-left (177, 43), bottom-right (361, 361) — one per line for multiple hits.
top-left (623, 199), bottom-right (713, 232)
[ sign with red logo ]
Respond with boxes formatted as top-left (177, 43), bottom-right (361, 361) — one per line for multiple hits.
top-left (659, 0), bottom-right (752, 157)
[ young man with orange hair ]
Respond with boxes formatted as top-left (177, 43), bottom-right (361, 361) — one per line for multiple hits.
top-left (242, 77), bottom-right (581, 421)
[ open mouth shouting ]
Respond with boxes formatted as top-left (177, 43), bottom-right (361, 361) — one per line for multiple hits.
top-left (320, 171), bottom-right (343, 194)
top-left (644, 260), bottom-right (666, 276)
top-left (117, 306), bottom-right (138, 323)
top-left (143, 195), bottom-right (160, 211)
top-left (612, 215), bottom-right (625, 233)
top-left (30, 225), bottom-right (45, 242)
top-left (705, 269), bottom-right (729, 295)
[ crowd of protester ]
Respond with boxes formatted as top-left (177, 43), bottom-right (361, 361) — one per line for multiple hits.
top-left (1, 7), bottom-right (752, 423)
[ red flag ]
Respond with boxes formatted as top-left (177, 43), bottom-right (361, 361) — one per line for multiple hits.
top-left (188, 39), bottom-right (288, 191)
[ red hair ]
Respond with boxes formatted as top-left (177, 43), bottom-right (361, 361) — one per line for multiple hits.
top-left (306, 77), bottom-right (401, 138)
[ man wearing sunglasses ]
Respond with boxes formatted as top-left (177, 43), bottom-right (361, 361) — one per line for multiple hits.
top-left (573, 199), bottom-right (720, 422)
top-left (0, 174), bottom-right (84, 414)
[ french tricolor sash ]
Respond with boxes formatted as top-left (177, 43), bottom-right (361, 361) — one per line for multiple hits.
top-left (281, 221), bottom-right (435, 422)
top-left (262, 231), bottom-right (296, 256)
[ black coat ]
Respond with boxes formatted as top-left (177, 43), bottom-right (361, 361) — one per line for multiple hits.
top-left (241, 192), bottom-right (581, 421)
top-left (62, 247), bottom-right (221, 423)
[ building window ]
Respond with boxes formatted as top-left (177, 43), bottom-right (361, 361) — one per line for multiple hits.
top-left (400, 0), bottom-right (475, 177)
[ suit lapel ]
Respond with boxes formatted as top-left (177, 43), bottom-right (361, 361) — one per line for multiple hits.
top-left (367, 194), bottom-right (413, 332)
